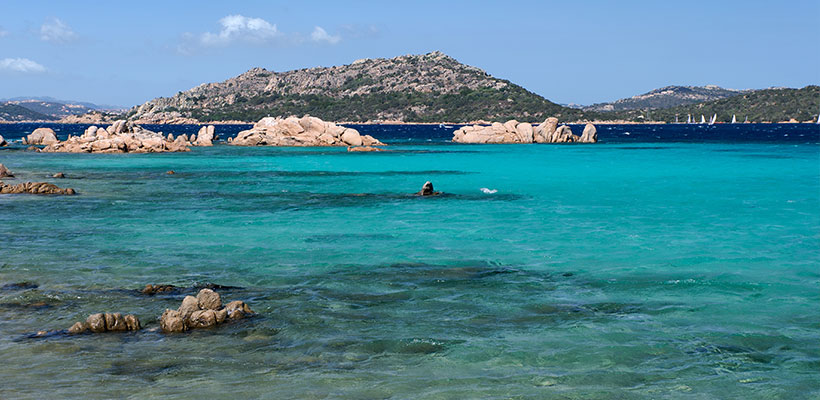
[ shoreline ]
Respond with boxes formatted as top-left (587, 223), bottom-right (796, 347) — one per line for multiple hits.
top-left (1, 120), bottom-right (816, 126)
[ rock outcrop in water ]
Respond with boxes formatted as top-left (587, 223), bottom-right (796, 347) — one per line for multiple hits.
top-left (452, 118), bottom-right (597, 144)
top-left (193, 125), bottom-right (216, 146)
top-left (0, 164), bottom-right (13, 178)
top-left (580, 123), bottom-right (597, 143)
top-left (230, 116), bottom-right (385, 147)
top-left (159, 289), bottom-right (253, 333)
top-left (23, 128), bottom-right (58, 145)
top-left (67, 312), bottom-right (141, 334)
top-left (0, 134), bottom-right (7, 147)
top-left (40, 120), bottom-right (191, 153)
top-left (0, 181), bottom-right (76, 195)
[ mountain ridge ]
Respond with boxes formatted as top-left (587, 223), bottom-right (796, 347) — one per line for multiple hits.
top-left (128, 51), bottom-right (579, 123)
top-left (583, 85), bottom-right (750, 112)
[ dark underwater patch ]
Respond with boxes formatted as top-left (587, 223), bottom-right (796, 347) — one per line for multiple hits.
top-left (611, 146), bottom-right (672, 150)
top-left (1, 282), bottom-right (39, 291)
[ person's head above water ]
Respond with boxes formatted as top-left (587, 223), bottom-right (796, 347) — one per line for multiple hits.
top-left (417, 181), bottom-right (440, 196)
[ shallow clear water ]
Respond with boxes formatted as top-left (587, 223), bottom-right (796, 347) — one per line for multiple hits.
top-left (1, 124), bottom-right (819, 399)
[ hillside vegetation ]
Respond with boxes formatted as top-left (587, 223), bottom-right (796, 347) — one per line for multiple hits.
top-left (603, 86), bottom-right (820, 123)
top-left (0, 104), bottom-right (57, 121)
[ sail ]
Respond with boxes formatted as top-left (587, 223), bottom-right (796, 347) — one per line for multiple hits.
top-left (700, 115), bottom-right (706, 124)
top-left (731, 115), bottom-right (736, 124)
top-left (709, 114), bottom-right (717, 125)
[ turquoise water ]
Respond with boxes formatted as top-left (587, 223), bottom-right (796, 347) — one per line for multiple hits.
top-left (1, 139), bottom-right (819, 398)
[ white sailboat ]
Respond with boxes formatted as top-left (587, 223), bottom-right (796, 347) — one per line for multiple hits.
top-left (731, 115), bottom-right (737, 124)
top-left (687, 114), bottom-right (692, 124)
top-left (744, 116), bottom-right (749, 123)
top-left (700, 115), bottom-right (706, 124)
top-left (708, 114), bottom-right (717, 125)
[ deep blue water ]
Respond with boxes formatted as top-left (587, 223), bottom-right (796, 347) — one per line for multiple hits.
top-left (1, 122), bottom-right (818, 144)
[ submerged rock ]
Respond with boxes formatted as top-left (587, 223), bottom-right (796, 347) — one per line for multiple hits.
top-left (232, 115), bottom-right (385, 147)
top-left (417, 181), bottom-right (441, 196)
top-left (23, 128), bottom-right (58, 145)
top-left (139, 282), bottom-right (241, 296)
top-left (52, 172), bottom-right (65, 179)
top-left (141, 284), bottom-right (180, 295)
top-left (1, 281), bottom-right (38, 290)
top-left (0, 163), bottom-right (13, 178)
top-left (453, 118), bottom-right (596, 144)
top-left (347, 146), bottom-right (383, 152)
top-left (68, 312), bottom-right (141, 334)
top-left (159, 289), bottom-right (254, 333)
top-left (0, 181), bottom-right (76, 195)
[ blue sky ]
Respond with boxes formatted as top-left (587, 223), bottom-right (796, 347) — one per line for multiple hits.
top-left (1, 0), bottom-right (818, 107)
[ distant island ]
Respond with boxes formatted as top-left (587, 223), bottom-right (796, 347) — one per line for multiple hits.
top-left (2, 52), bottom-right (818, 124)
top-left (582, 85), bottom-right (752, 112)
top-left (0, 97), bottom-right (124, 122)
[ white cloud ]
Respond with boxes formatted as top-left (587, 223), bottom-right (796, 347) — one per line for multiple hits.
top-left (310, 26), bottom-right (341, 44)
top-left (201, 15), bottom-right (280, 46)
top-left (40, 17), bottom-right (77, 43)
top-left (0, 58), bottom-right (46, 73)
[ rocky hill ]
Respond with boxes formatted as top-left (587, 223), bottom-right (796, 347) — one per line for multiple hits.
top-left (584, 85), bottom-right (749, 112)
top-left (129, 51), bottom-right (581, 123)
top-left (609, 85), bottom-right (820, 123)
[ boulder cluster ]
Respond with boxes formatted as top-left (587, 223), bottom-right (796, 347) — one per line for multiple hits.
top-left (159, 288), bottom-right (253, 333)
top-left (230, 115), bottom-right (385, 147)
top-left (68, 313), bottom-right (141, 334)
top-left (35, 121), bottom-right (215, 153)
top-left (0, 181), bottom-right (76, 195)
top-left (452, 118), bottom-right (597, 144)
